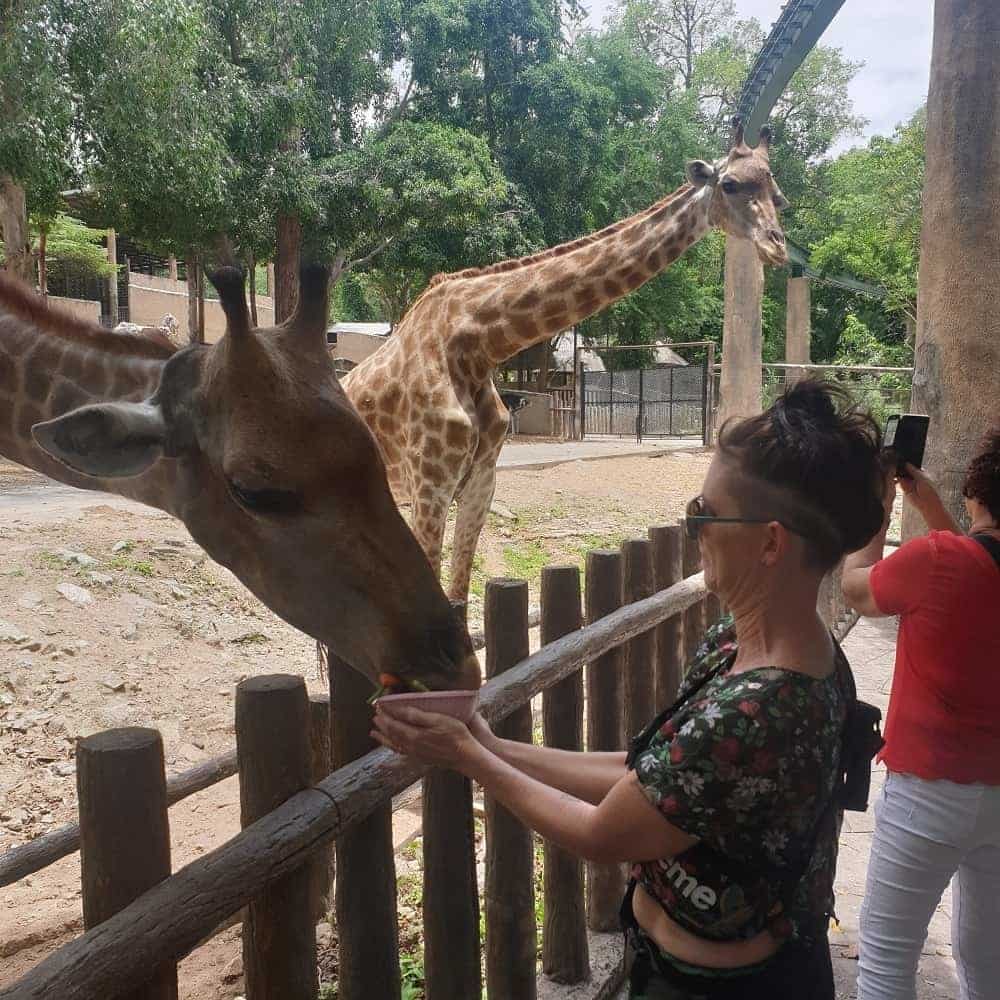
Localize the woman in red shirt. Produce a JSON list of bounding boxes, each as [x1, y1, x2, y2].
[[843, 430, 1000, 1000]]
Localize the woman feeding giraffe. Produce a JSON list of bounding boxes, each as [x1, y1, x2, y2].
[[374, 379, 887, 999]]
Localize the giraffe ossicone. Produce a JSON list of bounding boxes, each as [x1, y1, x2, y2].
[[344, 119, 789, 601], [0, 265, 481, 692]]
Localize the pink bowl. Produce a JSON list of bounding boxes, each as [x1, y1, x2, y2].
[[375, 689, 480, 723]]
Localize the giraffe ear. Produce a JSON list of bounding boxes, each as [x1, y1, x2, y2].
[[686, 160, 718, 188], [32, 402, 167, 478]]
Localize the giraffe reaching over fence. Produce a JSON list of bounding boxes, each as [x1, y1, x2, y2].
[[342, 119, 789, 600], [0, 265, 480, 692]]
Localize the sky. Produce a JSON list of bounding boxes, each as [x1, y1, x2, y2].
[[583, 0, 934, 153]]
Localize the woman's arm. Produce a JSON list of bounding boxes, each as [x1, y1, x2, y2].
[[470, 714, 626, 805], [374, 707, 694, 863], [898, 464, 963, 534]]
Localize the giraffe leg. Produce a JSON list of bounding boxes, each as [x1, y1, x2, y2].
[[410, 489, 454, 577], [448, 459, 499, 603]]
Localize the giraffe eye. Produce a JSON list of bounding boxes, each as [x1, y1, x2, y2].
[[721, 179, 740, 195], [227, 478, 303, 515]]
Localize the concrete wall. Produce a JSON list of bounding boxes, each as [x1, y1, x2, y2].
[[334, 330, 390, 367], [49, 296, 102, 323], [506, 390, 553, 436], [128, 273, 275, 343]]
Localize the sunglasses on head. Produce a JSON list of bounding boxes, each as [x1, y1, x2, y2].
[[684, 495, 782, 541]]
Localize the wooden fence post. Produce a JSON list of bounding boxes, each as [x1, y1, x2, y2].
[[649, 525, 684, 706], [308, 693, 335, 922], [621, 539, 655, 743], [77, 727, 176, 1000], [484, 578, 536, 1000], [540, 565, 589, 984], [423, 603, 481, 1000], [330, 654, 401, 1000], [236, 675, 316, 1000], [681, 525, 706, 666], [584, 550, 625, 931]]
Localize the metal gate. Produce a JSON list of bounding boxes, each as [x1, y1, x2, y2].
[[580, 361, 709, 443]]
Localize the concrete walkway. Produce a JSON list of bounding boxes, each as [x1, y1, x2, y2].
[[831, 616, 959, 1000], [498, 437, 703, 470]]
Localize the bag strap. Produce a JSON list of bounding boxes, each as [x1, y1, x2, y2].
[[973, 532, 1000, 570], [625, 654, 732, 768]]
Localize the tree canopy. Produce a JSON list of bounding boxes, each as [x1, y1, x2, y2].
[[0, 0, 924, 371]]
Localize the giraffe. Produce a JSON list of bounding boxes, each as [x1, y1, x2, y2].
[[0, 264, 481, 691], [343, 120, 789, 600]]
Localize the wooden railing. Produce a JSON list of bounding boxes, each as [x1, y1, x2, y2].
[[549, 386, 577, 439], [1, 526, 857, 1000]]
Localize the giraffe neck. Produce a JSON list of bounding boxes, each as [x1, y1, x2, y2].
[[463, 183, 715, 367], [0, 307, 170, 492]]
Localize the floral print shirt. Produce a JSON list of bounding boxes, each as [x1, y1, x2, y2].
[[631, 616, 848, 944]]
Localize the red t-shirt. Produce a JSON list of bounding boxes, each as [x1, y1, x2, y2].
[[870, 531, 1000, 784]]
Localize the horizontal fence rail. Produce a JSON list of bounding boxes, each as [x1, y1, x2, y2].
[[0, 612, 543, 888], [1, 574, 708, 1000]]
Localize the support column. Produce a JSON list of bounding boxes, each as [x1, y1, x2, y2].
[[106, 229, 119, 328], [785, 273, 811, 386], [718, 236, 764, 428], [266, 262, 275, 298], [168, 255, 178, 281], [905, 0, 1000, 538]]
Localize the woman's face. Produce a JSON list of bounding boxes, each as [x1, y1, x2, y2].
[[696, 455, 770, 600]]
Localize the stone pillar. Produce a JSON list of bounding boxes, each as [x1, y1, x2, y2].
[[168, 255, 178, 281], [718, 236, 764, 429], [106, 229, 119, 327], [266, 262, 275, 297], [905, 0, 1000, 539], [785, 274, 811, 385]]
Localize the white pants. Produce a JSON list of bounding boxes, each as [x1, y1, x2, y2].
[[858, 770, 1000, 1000]]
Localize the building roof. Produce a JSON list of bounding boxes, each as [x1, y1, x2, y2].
[[328, 322, 392, 337]]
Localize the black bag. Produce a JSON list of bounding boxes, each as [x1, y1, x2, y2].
[[973, 532, 1000, 569]]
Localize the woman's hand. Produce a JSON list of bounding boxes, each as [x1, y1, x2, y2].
[[897, 463, 940, 510], [372, 705, 486, 774]]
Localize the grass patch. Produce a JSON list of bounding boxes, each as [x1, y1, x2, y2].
[[502, 541, 548, 584], [37, 552, 64, 570], [108, 555, 155, 577]]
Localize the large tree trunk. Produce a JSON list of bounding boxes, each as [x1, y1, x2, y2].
[[718, 236, 764, 427], [274, 213, 301, 323], [905, 0, 1000, 537], [0, 174, 32, 284]]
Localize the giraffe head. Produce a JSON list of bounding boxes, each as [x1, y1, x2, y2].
[[686, 117, 790, 267], [31, 265, 481, 692]]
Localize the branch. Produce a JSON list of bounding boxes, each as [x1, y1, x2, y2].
[[369, 75, 416, 144], [344, 235, 395, 273]]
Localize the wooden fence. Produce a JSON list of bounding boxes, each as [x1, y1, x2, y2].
[[0, 525, 856, 1000], [550, 386, 577, 439]]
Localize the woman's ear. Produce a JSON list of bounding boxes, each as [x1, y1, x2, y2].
[[760, 521, 786, 568]]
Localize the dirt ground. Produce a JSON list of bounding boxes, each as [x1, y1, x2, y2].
[[0, 446, 711, 997]]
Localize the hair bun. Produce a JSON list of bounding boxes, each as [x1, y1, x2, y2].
[[776, 379, 839, 426]]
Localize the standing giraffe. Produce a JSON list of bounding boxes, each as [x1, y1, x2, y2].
[[0, 265, 480, 691], [343, 121, 789, 600]]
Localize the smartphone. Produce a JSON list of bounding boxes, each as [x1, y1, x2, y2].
[[884, 414, 929, 476]]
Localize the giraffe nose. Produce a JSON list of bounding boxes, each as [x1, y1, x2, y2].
[[768, 229, 785, 246]]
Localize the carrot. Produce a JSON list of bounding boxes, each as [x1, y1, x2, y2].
[[379, 673, 403, 689]]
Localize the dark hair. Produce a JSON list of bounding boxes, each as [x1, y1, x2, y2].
[[963, 428, 1000, 522], [716, 378, 885, 569]]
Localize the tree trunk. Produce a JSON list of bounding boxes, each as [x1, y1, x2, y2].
[[274, 214, 301, 323], [186, 256, 201, 344], [905, 0, 1000, 537], [533, 338, 552, 393], [0, 174, 32, 283]]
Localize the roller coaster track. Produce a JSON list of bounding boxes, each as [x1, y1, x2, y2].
[[734, 0, 885, 300], [735, 0, 849, 145]]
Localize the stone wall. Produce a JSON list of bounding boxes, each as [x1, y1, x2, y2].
[[128, 273, 275, 343], [49, 296, 102, 323]]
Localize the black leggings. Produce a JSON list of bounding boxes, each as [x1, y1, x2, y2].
[[625, 926, 835, 1000]]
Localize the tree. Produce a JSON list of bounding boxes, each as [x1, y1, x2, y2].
[[0, 0, 75, 281], [31, 212, 116, 295], [611, 0, 735, 90]]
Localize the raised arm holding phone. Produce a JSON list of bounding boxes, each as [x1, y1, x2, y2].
[[842, 427, 1000, 1000]]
